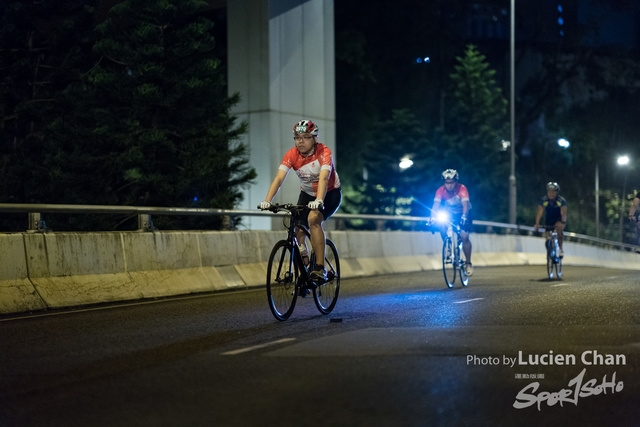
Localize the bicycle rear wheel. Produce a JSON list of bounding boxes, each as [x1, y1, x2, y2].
[[266, 240, 299, 321], [442, 236, 456, 288], [313, 239, 340, 314]]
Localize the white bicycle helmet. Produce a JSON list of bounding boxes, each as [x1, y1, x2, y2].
[[442, 169, 459, 181], [293, 120, 319, 136]]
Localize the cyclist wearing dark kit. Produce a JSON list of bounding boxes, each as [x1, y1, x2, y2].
[[429, 169, 474, 276], [534, 182, 567, 257], [259, 120, 342, 282], [628, 193, 640, 248]]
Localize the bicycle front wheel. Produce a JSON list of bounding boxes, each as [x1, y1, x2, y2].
[[266, 240, 299, 321], [442, 237, 456, 288], [458, 242, 469, 287], [546, 253, 555, 279], [556, 258, 563, 279], [313, 239, 340, 314]]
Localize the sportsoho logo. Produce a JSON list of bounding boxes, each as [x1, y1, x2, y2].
[[467, 350, 627, 411], [511, 350, 626, 411]]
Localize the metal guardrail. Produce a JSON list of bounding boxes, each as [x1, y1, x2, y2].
[[1, 202, 638, 252]]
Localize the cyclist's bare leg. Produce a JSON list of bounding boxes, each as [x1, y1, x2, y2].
[[554, 221, 564, 250], [461, 231, 472, 263], [295, 228, 310, 266], [308, 210, 326, 267]]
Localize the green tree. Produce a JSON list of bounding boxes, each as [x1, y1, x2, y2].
[[344, 109, 435, 229], [48, 0, 255, 230], [442, 44, 509, 222], [0, 1, 97, 229]]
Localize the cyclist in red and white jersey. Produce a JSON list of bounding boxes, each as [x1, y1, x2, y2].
[[429, 169, 474, 276], [259, 120, 342, 282]]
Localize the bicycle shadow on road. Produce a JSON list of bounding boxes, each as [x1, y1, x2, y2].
[[530, 278, 563, 283]]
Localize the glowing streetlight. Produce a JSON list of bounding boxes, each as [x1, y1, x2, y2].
[[557, 138, 570, 148], [617, 155, 630, 166], [399, 157, 413, 169]]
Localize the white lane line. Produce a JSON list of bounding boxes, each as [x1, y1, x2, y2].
[[551, 283, 571, 287], [454, 298, 484, 304], [221, 338, 296, 356]]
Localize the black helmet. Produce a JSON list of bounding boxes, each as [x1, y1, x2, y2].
[[546, 182, 560, 192]]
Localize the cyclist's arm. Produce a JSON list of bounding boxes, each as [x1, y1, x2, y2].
[[264, 169, 289, 202], [315, 169, 330, 202], [430, 201, 440, 216], [559, 205, 567, 230], [462, 200, 470, 217], [534, 205, 544, 228]]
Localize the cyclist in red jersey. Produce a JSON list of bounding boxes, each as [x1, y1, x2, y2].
[[429, 169, 474, 276], [259, 120, 342, 282]]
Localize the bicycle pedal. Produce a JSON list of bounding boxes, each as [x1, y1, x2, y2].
[[298, 287, 311, 297]]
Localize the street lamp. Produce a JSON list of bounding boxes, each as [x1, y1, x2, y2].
[[508, 0, 516, 224], [595, 163, 599, 238], [617, 155, 631, 242]]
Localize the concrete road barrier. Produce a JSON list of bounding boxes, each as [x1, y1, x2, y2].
[[1, 230, 638, 315]]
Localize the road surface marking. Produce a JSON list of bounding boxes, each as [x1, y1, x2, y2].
[[221, 338, 296, 355], [551, 283, 571, 287], [454, 298, 484, 304]]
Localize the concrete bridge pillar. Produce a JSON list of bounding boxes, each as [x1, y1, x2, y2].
[[227, 0, 336, 229]]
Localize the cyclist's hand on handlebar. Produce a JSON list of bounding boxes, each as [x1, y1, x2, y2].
[[259, 201, 271, 210], [307, 199, 323, 210], [534, 224, 540, 233], [460, 216, 468, 227]]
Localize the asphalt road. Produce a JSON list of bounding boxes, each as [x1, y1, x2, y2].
[[1, 265, 639, 427]]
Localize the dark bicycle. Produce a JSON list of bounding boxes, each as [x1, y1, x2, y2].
[[542, 228, 563, 279], [429, 211, 469, 288], [260, 203, 340, 321]]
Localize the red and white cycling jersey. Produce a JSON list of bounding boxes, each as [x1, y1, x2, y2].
[[279, 143, 341, 197], [434, 183, 471, 215]]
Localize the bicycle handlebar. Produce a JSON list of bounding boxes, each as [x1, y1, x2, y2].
[[257, 203, 309, 215], [427, 217, 463, 233]]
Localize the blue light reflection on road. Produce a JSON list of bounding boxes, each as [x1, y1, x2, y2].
[[340, 289, 473, 327]]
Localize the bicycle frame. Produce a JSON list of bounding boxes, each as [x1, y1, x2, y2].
[[276, 205, 313, 290], [431, 212, 469, 288], [262, 203, 341, 320], [543, 229, 563, 280]]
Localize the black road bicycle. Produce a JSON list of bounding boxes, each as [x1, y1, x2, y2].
[[261, 203, 340, 321], [543, 228, 563, 279], [430, 212, 469, 288]]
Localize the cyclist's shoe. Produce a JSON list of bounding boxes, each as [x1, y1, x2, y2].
[[558, 249, 564, 258], [445, 247, 452, 262], [298, 286, 311, 297], [465, 262, 474, 276], [309, 265, 327, 282]]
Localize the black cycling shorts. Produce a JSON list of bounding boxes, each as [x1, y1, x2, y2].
[[450, 210, 473, 233], [295, 188, 342, 228]]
